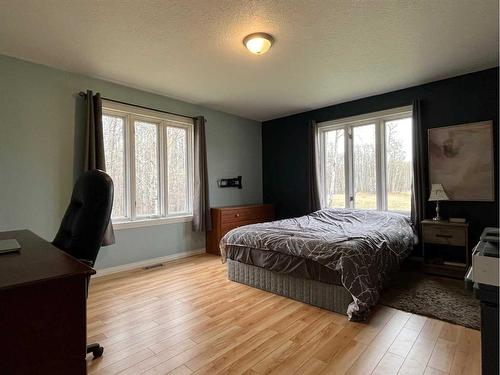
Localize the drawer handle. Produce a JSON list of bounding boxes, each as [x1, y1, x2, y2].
[[235, 214, 240, 217], [435, 234, 453, 238]]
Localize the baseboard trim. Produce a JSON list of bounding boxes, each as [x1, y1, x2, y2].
[[93, 248, 206, 278]]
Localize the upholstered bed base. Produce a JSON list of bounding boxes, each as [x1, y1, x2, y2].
[[227, 259, 352, 315]]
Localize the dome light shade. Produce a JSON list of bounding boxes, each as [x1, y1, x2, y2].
[[243, 33, 274, 55]]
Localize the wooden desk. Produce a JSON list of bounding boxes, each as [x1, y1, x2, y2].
[[0, 230, 95, 374]]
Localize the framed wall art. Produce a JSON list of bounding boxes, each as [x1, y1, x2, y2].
[[428, 120, 494, 201]]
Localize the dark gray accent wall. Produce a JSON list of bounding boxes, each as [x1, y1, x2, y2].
[[263, 68, 499, 248]]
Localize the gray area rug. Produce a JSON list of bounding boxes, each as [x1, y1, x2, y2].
[[379, 270, 480, 330]]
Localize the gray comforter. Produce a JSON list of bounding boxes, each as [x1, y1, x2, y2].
[[220, 208, 415, 320]]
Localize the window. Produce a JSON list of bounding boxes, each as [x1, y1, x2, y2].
[[353, 123, 377, 210], [102, 101, 194, 229], [318, 106, 413, 214], [134, 120, 160, 217]]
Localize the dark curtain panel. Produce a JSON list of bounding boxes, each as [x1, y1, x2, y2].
[[84, 90, 115, 245], [411, 100, 425, 241], [307, 120, 322, 213], [193, 116, 212, 232]]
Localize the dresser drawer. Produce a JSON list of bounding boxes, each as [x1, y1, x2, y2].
[[206, 204, 275, 255], [221, 219, 265, 237], [422, 225, 466, 246], [221, 206, 274, 224]]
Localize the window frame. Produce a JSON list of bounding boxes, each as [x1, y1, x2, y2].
[[102, 100, 194, 230], [318, 106, 413, 214]]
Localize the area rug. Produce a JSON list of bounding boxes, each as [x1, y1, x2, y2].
[[379, 270, 480, 330]]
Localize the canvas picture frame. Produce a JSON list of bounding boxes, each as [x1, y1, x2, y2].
[[428, 121, 494, 202]]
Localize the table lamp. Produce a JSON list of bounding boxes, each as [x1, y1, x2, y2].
[[428, 183, 449, 221]]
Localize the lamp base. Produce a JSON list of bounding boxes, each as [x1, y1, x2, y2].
[[432, 201, 442, 221]]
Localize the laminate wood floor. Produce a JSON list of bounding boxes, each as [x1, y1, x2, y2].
[[86, 254, 481, 375]]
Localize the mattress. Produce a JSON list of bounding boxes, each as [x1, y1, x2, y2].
[[221, 208, 415, 320], [226, 245, 342, 285]]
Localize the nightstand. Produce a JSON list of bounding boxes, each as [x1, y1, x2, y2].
[[421, 219, 469, 278]]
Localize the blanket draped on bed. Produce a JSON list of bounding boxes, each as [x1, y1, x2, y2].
[[220, 208, 414, 320]]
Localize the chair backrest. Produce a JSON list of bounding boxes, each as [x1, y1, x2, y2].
[[53, 170, 113, 266]]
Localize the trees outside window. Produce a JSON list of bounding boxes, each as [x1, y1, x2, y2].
[[103, 115, 126, 219], [102, 101, 193, 226], [319, 107, 412, 213]]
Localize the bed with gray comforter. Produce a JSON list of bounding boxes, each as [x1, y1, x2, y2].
[[220, 208, 415, 321]]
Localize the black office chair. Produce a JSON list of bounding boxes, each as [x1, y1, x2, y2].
[[52, 169, 113, 359]]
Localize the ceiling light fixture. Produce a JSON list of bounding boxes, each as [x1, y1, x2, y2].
[[243, 33, 274, 55]]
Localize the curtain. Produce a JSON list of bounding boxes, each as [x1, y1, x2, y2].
[[192, 116, 212, 232], [307, 120, 322, 213], [84, 90, 116, 246], [411, 100, 425, 240]]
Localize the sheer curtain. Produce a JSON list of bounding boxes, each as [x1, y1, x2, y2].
[[308, 120, 322, 213], [192, 116, 212, 232], [84, 90, 115, 245]]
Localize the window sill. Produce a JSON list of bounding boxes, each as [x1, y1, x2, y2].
[[112, 215, 193, 230]]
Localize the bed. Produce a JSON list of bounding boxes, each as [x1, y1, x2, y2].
[[220, 208, 415, 321]]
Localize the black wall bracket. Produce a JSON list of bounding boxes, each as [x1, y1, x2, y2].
[[218, 176, 242, 189]]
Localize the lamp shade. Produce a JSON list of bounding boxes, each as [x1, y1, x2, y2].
[[429, 184, 449, 201]]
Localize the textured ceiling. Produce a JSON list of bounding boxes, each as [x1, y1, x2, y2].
[[0, 0, 498, 121]]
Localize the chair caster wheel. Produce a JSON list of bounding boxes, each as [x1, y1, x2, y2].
[[92, 346, 104, 359]]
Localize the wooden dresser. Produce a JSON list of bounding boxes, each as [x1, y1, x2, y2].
[[206, 204, 275, 255]]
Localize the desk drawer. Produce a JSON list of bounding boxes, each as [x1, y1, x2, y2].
[[221, 206, 274, 224], [423, 225, 466, 246]]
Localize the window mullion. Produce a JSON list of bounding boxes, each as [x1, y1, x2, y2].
[[123, 113, 130, 220], [346, 125, 353, 208], [376, 119, 385, 211], [324, 131, 330, 209], [164, 125, 170, 216], [158, 123, 165, 217], [129, 115, 137, 221]]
